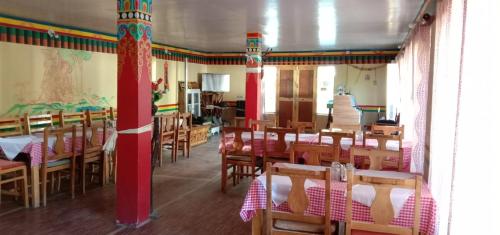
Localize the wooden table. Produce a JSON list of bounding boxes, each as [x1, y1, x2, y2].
[[241, 163, 437, 235], [0, 130, 113, 208]]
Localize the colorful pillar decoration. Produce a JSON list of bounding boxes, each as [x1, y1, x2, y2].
[[245, 32, 263, 127], [116, 0, 153, 226]]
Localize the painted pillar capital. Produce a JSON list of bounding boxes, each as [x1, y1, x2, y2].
[[246, 32, 262, 73]]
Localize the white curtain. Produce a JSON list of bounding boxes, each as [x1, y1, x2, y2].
[[428, 0, 500, 234], [447, 0, 500, 234], [393, 22, 432, 173], [428, 0, 464, 233]]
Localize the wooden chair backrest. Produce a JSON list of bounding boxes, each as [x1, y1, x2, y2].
[[82, 120, 107, 155], [59, 110, 86, 127], [109, 107, 118, 121], [266, 162, 332, 235], [263, 127, 298, 160], [329, 123, 361, 132], [287, 120, 315, 133], [178, 112, 192, 132], [221, 127, 254, 157], [290, 143, 334, 166], [363, 127, 403, 151], [0, 117, 24, 137], [24, 113, 54, 135], [346, 169, 422, 235], [85, 109, 108, 127], [319, 130, 355, 163], [249, 119, 276, 131], [350, 147, 403, 171], [160, 113, 177, 141], [42, 126, 76, 164], [371, 124, 404, 136]]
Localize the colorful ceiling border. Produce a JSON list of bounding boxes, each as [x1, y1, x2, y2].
[[0, 15, 397, 65]]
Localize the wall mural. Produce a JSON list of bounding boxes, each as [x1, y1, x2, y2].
[[2, 48, 114, 117]]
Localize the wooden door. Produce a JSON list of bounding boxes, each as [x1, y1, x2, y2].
[[277, 66, 316, 127]]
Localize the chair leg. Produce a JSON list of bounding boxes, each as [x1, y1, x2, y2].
[[159, 143, 164, 166], [100, 154, 106, 187], [183, 140, 187, 157], [71, 158, 76, 199], [252, 165, 256, 179], [50, 172, 55, 194], [186, 136, 191, 158], [81, 160, 86, 195], [113, 151, 117, 184], [57, 172, 61, 192], [41, 169, 47, 207], [171, 143, 175, 163], [221, 157, 227, 193], [22, 168, 29, 208]]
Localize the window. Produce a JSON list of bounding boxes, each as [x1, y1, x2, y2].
[[316, 66, 335, 114], [262, 66, 277, 113], [386, 63, 400, 120]]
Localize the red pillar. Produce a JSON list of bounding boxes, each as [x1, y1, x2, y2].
[[245, 32, 263, 127], [116, 0, 152, 226]]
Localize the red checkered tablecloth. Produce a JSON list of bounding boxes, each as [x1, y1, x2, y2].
[[240, 175, 436, 234], [220, 131, 413, 172], [0, 131, 109, 167]]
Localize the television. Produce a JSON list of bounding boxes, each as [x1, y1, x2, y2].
[[201, 73, 230, 92]]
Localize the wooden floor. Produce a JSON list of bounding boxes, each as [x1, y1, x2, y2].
[[0, 136, 252, 234]]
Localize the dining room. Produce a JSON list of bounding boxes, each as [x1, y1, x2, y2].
[[0, 0, 499, 234]]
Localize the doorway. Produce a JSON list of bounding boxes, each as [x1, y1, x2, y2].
[[276, 66, 317, 127]]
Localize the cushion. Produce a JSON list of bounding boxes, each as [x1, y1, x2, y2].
[[47, 159, 71, 167], [274, 220, 336, 234], [0, 159, 24, 170]]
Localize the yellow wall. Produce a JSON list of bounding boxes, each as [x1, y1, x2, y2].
[[0, 42, 116, 116], [207, 65, 247, 101], [0, 41, 386, 117], [334, 64, 387, 105], [153, 59, 208, 107]]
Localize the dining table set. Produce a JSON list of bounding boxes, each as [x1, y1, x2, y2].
[[0, 109, 117, 208], [219, 122, 437, 234]]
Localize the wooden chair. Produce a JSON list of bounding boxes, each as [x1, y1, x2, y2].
[[371, 124, 404, 137], [23, 113, 54, 135], [176, 112, 192, 159], [363, 125, 404, 152], [108, 107, 118, 121], [0, 117, 24, 137], [41, 126, 77, 207], [319, 129, 356, 164], [346, 168, 422, 235], [287, 120, 315, 133], [249, 119, 276, 131], [220, 127, 259, 192], [0, 159, 29, 208], [290, 143, 334, 166], [349, 147, 403, 171], [263, 127, 298, 170], [81, 120, 107, 194], [85, 109, 108, 127], [159, 113, 178, 165], [58, 110, 86, 127], [266, 162, 334, 235], [330, 122, 362, 132]]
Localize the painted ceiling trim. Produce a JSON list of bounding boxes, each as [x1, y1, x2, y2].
[[0, 15, 398, 65]]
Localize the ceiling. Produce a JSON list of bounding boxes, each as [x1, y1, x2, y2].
[[0, 0, 423, 52]]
